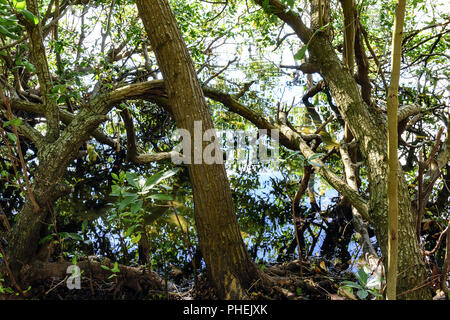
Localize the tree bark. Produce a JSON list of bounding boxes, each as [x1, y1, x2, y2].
[[135, 0, 266, 299]]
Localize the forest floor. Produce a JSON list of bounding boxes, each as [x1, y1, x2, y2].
[[0, 258, 360, 300]]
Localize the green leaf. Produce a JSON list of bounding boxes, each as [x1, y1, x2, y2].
[[308, 153, 325, 160], [284, 150, 300, 160], [81, 220, 88, 233], [131, 233, 141, 244], [357, 268, 369, 286], [100, 265, 111, 271], [356, 289, 368, 300], [58, 232, 80, 241], [294, 45, 308, 60], [39, 234, 55, 244], [368, 289, 383, 298], [118, 194, 139, 211], [149, 194, 173, 201], [3, 118, 22, 128], [0, 24, 19, 40], [165, 212, 189, 230], [126, 172, 139, 188], [111, 262, 120, 273], [130, 199, 143, 214], [341, 281, 362, 289], [125, 225, 137, 237], [20, 9, 38, 25], [13, 0, 26, 10], [6, 132, 17, 143], [145, 168, 180, 189], [15, 59, 36, 73], [0, 16, 18, 26], [307, 160, 323, 167], [110, 184, 122, 196]]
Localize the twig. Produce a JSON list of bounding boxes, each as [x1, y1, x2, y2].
[[423, 223, 449, 256], [314, 115, 334, 134], [416, 127, 445, 238], [0, 83, 39, 213], [0, 204, 11, 231], [44, 275, 68, 295], [202, 57, 237, 86]]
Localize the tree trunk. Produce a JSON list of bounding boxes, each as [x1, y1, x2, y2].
[[135, 0, 265, 299], [7, 109, 108, 276], [254, 0, 431, 299], [386, 0, 407, 300], [310, 35, 430, 302]]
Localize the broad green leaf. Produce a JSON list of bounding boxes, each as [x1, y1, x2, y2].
[[13, 0, 26, 10], [81, 220, 88, 233], [145, 168, 180, 189], [357, 268, 369, 286], [125, 225, 137, 237], [3, 118, 22, 127], [65, 232, 83, 241], [149, 194, 173, 201], [110, 184, 122, 196], [20, 9, 38, 25], [0, 25, 19, 40], [341, 281, 362, 289], [0, 16, 18, 26], [22, 60, 35, 72], [39, 233, 55, 244], [130, 199, 143, 214], [111, 262, 120, 273], [118, 194, 139, 211], [15, 59, 36, 73], [131, 233, 141, 244], [356, 289, 368, 300], [307, 160, 323, 167], [294, 45, 308, 60], [308, 153, 325, 160], [126, 172, 139, 188], [284, 150, 300, 160]]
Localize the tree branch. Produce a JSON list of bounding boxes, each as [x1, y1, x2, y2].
[[23, 0, 59, 142]]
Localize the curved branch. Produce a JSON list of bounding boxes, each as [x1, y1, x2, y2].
[[23, 0, 59, 142], [279, 123, 370, 221], [120, 107, 179, 164]]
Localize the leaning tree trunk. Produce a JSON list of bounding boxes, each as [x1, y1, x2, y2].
[[7, 108, 109, 276], [135, 0, 265, 299]]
